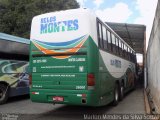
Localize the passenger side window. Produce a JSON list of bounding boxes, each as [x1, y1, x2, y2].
[[121, 42, 124, 57], [98, 23, 103, 48], [133, 52, 136, 63], [119, 40, 122, 56], [111, 33, 116, 54], [126, 46, 128, 59], [131, 50, 134, 62], [127, 47, 130, 60], [107, 31, 111, 51], [115, 38, 119, 55], [124, 44, 127, 58], [102, 26, 107, 50]]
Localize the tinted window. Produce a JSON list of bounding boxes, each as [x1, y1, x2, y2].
[[98, 22, 103, 48], [107, 31, 111, 43], [119, 40, 122, 48], [102, 26, 108, 50], [111, 34, 115, 44], [124, 44, 127, 51], [98, 23, 102, 39], [122, 42, 124, 50], [116, 38, 119, 47], [102, 26, 107, 41], [115, 38, 119, 55]]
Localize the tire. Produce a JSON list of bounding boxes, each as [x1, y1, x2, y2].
[[0, 84, 9, 105], [119, 83, 124, 101], [112, 84, 119, 106]]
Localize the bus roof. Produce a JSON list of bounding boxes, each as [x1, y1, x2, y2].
[[0, 32, 30, 56], [31, 8, 135, 52], [0, 32, 30, 44]]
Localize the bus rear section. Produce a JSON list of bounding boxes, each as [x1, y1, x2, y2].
[[30, 9, 99, 106]]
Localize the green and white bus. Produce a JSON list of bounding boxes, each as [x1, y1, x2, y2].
[[30, 9, 137, 106], [0, 33, 30, 104]]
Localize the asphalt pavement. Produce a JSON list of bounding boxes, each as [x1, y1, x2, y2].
[[0, 88, 145, 120]]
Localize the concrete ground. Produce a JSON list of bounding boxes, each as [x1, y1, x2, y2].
[[0, 88, 145, 120]]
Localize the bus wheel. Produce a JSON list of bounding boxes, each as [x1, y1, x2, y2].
[[0, 84, 9, 105], [119, 83, 124, 101], [112, 84, 119, 106]]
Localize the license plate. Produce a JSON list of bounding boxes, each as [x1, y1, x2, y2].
[[53, 96, 64, 102]]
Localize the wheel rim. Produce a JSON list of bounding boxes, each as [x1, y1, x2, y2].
[[115, 88, 118, 101], [121, 86, 124, 97]]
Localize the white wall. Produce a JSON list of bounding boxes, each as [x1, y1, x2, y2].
[[147, 0, 160, 112]]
